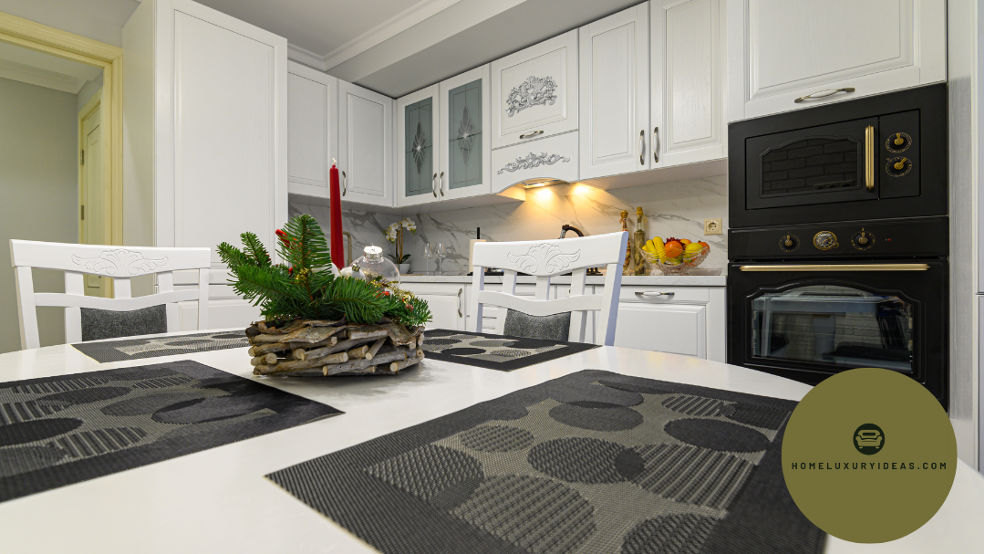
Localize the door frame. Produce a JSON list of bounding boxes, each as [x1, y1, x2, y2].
[[0, 11, 124, 245]]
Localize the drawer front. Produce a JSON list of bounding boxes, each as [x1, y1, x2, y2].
[[491, 131, 578, 192], [615, 302, 707, 358], [491, 30, 578, 149], [619, 285, 711, 305]]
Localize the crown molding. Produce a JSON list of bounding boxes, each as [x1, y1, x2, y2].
[[287, 42, 328, 72], [321, 0, 461, 71]]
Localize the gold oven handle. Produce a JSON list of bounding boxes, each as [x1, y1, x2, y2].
[[739, 263, 929, 272], [864, 124, 875, 191]]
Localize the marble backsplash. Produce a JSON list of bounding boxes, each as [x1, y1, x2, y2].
[[289, 174, 728, 275]]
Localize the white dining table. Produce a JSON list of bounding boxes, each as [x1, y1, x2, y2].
[[0, 331, 981, 553]]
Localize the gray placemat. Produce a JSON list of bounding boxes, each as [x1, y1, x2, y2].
[[422, 329, 599, 371], [0, 360, 340, 503], [267, 370, 824, 554], [72, 330, 249, 362]]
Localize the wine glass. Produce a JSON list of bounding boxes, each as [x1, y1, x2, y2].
[[435, 242, 447, 275], [423, 243, 434, 275]]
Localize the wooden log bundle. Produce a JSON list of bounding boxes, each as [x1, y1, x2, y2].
[[245, 319, 425, 377]]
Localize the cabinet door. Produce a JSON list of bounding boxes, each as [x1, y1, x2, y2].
[[490, 30, 578, 149], [440, 65, 492, 200], [161, 3, 287, 283], [338, 81, 393, 206], [397, 85, 440, 206], [615, 302, 708, 358], [579, 4, 650, 179], [287, 62, 337, 199], [728, 0, 946, 120], [403, 283, 466, 330], [652, 0, 726, 167]]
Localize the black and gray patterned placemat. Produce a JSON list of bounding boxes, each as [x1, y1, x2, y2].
[[0, 360, 340, 503], [72, 330, 249, 362], [267, 370, 823, 553], [422, 329, 599, 371]]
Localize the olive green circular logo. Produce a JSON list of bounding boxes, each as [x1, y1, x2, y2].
[[853, 423, 885, 455], [782, 368, 956, 543]]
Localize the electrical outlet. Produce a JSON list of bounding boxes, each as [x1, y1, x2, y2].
[[704, 218, 723, 235]]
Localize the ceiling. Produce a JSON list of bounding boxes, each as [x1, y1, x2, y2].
[[0, 0, 140, 46], [195, 0, 640, 97], [0, 40, 102, 94]]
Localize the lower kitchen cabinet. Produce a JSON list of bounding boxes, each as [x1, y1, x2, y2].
[[614, 285, 725, 361], [402, 282, 466, 330]]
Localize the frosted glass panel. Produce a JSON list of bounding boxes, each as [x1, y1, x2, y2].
[[405, 97, 433, 196], [448, 79, 482, 189]]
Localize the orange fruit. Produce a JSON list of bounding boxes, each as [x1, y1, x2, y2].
[[680, 239, 691, 245], [664, 241, 684, 259], [698, 241, 709, 249]]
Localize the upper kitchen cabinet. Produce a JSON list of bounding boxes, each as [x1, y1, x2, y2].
[[287, 62, 337, 199], [338, 81, 394, 207], [727, 0, 946, 120], [397, 85, 439, 206], [652, 0, 727, 167], [490, 30, 578, 149], [579, 4, 650, 180], [439, 65, 492, 201]]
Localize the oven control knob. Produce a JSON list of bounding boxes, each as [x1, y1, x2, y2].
[[779, 234, 799, 251], [813, 231, 839, 251], [886, 156, 912, 177], [885, 131, 912, 153], [852, 230, 875, 250]]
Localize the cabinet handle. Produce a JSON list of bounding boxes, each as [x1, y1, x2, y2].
[[519, 130, 543, 140], [457, 288, 463, 317], [635, 290, 675, 301], [341, 171, 347, 195], [439, 171, 445, 196], [432, 173, 438, 198], [652, 127, 660, 164], [864, 124, 875, 191], [639, 130, 645, 165], [794, 87, 856, 104]]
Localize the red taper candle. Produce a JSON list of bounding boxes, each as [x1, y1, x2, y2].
[[328, 162, 344, 269]]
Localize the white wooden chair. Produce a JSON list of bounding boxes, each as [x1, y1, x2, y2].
[[10, 240, 211, 349], [469, 232, 628, 346]]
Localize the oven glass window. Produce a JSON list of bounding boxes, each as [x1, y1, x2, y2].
[[750, 285, 913, 373]]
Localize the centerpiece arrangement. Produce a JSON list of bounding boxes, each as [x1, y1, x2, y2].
[[218, 214, 431, 377]]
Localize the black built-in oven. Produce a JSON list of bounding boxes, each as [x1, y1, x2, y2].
[[729, 84, 947, 228]]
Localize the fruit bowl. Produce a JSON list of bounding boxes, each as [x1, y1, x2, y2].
[[641, 237, 710, 275]]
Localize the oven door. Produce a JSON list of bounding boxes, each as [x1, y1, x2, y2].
[[727, 261, 947, 408]]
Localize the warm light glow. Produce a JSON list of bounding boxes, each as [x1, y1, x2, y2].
[[571, 183, 595, 197], [533, 188, 555, 203]]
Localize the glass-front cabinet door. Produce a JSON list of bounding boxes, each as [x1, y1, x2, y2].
[[440, 65, 491, 200], [397, 85, 439, 206]]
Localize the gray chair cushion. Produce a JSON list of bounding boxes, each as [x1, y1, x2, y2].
[[80, 305, 168, 342], [502, 309, 571, 342]]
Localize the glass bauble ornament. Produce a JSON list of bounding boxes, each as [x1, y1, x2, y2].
[[350, 245, 400, 283]]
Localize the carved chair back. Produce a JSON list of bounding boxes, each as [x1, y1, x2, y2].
[[469, 232, 628, 345], [9, 240, 211, 349]]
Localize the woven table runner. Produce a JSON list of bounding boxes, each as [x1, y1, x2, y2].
[[422, 329, 599, 371], [72, 330, 249, 362], [267, 369, 823, 553], [0, 360, 339, 502]]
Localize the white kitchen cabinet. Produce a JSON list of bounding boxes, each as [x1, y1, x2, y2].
[[338, 81, 394, 206], [579, 4, 650, 179], [491, 131, 579, 192], [490, 30, 578, 149], [122, 0, 285, 329], [727, 0, 946, 120], [652, 0, 727, 166], [397, 85, 440, 206], [613, 285, 725, 361], [402, 282, 466, 330], [287, 62, 337, 199]]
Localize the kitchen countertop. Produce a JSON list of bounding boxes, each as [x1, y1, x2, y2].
[[401, 270, 727, 287]]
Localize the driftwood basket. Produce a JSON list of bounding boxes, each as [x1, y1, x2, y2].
[[245, 319, 425, 377]]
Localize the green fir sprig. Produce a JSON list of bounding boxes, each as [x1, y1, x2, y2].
[[217, 214, 431, 327]]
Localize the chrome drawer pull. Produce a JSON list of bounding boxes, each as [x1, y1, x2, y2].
[[519, 130, 544, 140], [652, 127, 660, 163], [635, 291, 676, 299], [639, 130, 645, 165], [794, 87, 856, 103]]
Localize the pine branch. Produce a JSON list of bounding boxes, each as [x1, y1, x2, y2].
[[240, 232, 272, 267]]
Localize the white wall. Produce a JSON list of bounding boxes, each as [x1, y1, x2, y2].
[[0, 77, 79, 352]]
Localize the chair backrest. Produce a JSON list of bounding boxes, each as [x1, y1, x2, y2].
[[9, 240, 211, 349], [469, 231, 628, 346]]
